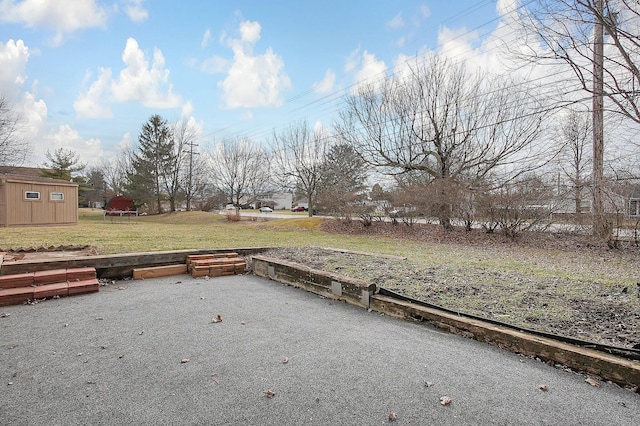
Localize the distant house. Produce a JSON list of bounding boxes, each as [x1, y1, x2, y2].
[[0, 168, 78, 227], [256, 192, 293, 210], [629, 188, 640, 218], [293, 198, 309, 209]]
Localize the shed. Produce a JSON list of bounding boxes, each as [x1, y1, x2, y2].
[[0, 173, 79, 227]]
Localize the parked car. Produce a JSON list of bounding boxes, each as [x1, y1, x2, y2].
[[259, 206, 273, 213], [291, 206, 306, 212]]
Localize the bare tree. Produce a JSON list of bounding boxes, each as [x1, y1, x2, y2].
[[555, 108, 592, 218], [272, 121, 330, 217], [174, 119, 204, 211], [335, 55, 547, 230], [0, 94, 29, 166], [101, 147, 134, 197], [508, 0, 640, 122], [207, 137, 267, 208], [505, 0, 640, 238]]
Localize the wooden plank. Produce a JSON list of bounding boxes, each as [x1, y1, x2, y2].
[[34, 269, 67, 285], [0, 272, 35, 289], [190, 258, 242, 268], [68, 279, 99, 295], [33, 282, 69, 299], [0, 286, 34, 306], [133, 264, 187, 280], [0, 248, 269, 279]]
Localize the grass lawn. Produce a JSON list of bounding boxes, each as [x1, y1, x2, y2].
[[0, 209, 399, 255], [0, 209, 634, 287]]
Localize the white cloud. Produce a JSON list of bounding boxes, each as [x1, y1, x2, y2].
[[0, 38, 48, 156], [18, 91, 47, 140], [201, 28, 211, 48], [217, 20, 291, 109], [0, 0, 107, 45], [117, 132, 134, 151], [0, 39, 29, 99], [312, 69, 336, 94], [346, 48, 387, 92], [420, 4, 431, 19], [44, 124, 103, 167], [496, 0, 519, 18], [238, 20, 261, 45], [74, 37, 182, 117], [200, 55, 230, 74], [437, 26, 478, 62], [74, 68, 113, 119], [124, 0, 148, 23], [112, 38, 182, 108], [387, 13, 404, 30]]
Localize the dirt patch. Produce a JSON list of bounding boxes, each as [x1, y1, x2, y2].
[[264, 221, 640, 349]]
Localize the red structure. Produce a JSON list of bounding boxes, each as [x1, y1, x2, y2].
[[104, 196, 137, 218]]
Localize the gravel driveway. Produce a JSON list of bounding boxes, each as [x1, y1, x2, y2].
[[1, 274, 638, 425]]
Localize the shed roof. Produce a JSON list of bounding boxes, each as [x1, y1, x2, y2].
[[0, 172, 78, 186]]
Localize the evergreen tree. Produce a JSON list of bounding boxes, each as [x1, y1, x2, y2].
[[316, 143, 368, 215], [40, 148, 85, 181], [126, 115, 173, 213]]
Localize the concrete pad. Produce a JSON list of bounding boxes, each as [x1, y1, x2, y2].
[[0, 275, 638, 425]]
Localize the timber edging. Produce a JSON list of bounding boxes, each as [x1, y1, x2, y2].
[[0, 248, 271, 279], [251, 255, 640, 391], [252, 255, 376, 309]]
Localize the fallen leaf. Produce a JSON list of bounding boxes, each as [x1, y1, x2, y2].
[[440, 396, 452, 406], [212, 314, 222, 323], [539, 384, 548, 391], [181, 358, 190, 364], [282, 357, 289, 364], [388, 412, 398, 421], [263, 389, 276, 398], [585, 377, 601, 387]]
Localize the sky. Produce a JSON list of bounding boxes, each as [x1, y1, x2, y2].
[[0, 0, 526, 168]]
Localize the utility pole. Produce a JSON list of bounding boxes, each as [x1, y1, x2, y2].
[[592, 0, 606, 238], [184, 139, 199, 211]]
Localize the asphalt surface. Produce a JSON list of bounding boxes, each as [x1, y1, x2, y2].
[[1, 274, 638, 425]]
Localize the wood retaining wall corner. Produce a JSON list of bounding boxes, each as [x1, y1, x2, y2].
[[251, 255, 376, 309]]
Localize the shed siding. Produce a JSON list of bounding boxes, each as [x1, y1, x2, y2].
[[0, 176, 78, 227], [0, 179, 7, 226]]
